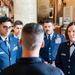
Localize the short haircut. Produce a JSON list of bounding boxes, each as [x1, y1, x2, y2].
[[0, 16, 12, 24], [21, 23, 44, 50], [65, 22, 75, 40], [14, 20, 23, 27], [44, 19, 54, 25]]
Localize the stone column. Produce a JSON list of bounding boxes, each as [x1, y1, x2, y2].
[[14, 0, 37, 24]]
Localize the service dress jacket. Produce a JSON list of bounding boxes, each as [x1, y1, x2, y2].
[[55, 41, 75, 75], [40, 32, 65, 63], [0, 36, 19, 71]]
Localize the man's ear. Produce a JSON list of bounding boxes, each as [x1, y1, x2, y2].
[[19, 39, 22, 46], [41, 40, 44, 48], [53, 25, 55, 30]]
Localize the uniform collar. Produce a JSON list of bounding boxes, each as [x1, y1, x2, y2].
[[70, 41, 75, 46], [46, 31, 54, 40], [0, 36, 9, 41], [13, 34, 20, 40], [50, 31, 54, 38], [18, 57, 42, 64]]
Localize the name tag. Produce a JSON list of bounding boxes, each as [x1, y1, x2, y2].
[[61, 53, 66, 56], [13, 46, 18, 51], [0, 52, 4, 54]]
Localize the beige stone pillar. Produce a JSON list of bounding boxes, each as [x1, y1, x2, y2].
[[14, 0, 37, 24]]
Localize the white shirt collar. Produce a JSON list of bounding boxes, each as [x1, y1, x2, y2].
[[0, 36, 8, 41], [13, 34, 20, 39], [46, 31, 54, 40], [70, 41, 75, 45], [50, 31, 54, 39]]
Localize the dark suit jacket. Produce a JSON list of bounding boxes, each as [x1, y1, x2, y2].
[[1, 57, 64, 75], [0, 36, 18, 71], [40, 32, 65, 63], [55, 41, 75, 75]]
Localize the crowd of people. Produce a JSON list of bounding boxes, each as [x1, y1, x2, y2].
[[0, 16, 75, 75]]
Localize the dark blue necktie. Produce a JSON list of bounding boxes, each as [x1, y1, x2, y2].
[[5, 39, 10, 52], [5, 39, 11, 65], [47, 35, 51, 46], [48, 35, 50, 40], [70, 43, 75, 46]]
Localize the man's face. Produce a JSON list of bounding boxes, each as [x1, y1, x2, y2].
[[0, 22, 12, 38], [13, 25, 23, 37], [44, 22, 54, 34], [68, 25, 75, 42]]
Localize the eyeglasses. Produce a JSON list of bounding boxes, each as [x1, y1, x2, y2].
[[3, 26, 12, 30]]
